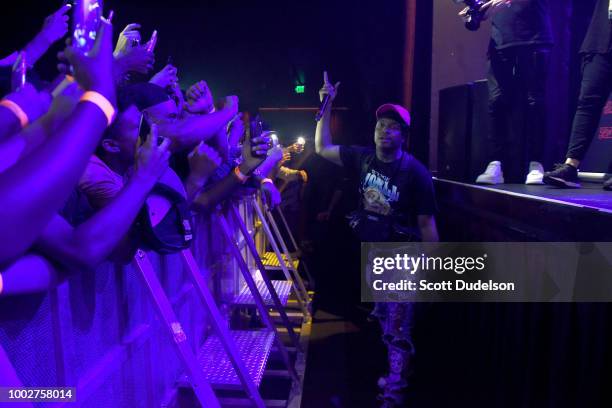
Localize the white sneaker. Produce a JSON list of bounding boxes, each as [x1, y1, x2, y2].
[[525, 161, 544, 185], [476, 161, 504, 184]]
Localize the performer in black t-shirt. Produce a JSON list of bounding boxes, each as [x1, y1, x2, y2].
[[315, 71, 438, 408], [543, 0, 612, 191], [459, 0, 553, 185]]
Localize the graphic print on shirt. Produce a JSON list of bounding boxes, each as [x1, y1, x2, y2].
[[361, 168, 400, 216]]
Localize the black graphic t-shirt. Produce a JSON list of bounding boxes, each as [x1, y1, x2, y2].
[[339, 146, 437, 235]]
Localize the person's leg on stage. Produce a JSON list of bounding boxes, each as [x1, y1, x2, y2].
[[476, 47, 514, 185], [544, 53, 612, 188], [521, 46, 551, 185]]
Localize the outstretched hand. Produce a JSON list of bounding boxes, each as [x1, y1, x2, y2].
[[133, 124, 171, 184], [186, 80, 215, 114], [63, 14, 116, 102], [188, 141, 222, 183], [149, 64, 178, 89], [114, 45, 155, 79], [40, 4, 71, 45], [114, 24, 142, 56], [240, 131, 271, 175], [319, 71, 340, 103]]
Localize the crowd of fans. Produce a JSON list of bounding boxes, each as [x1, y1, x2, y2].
[[0, 5, 307, 294]]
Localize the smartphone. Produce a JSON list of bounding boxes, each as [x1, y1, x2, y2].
[[72, 0, 104, 54], [138, 113, 166, 146], [11, 52, 27, 92], [269, 132, 279, 148], [250, 115, 268, 158], [146, 30, 158, 53], [138, 113, 151, 144]]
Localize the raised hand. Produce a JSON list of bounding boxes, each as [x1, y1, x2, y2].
[[40, 4, 71, 45], [3, 83, 52, 124], [149, 64, 178, 89], [133, 124, 171, 184], [240, 130, 271, 175], [167, 81, 185, 114], [188, 141, 222, 183], [114, 45, 154, 75], [114, 24, 142, 57], [227, 113, 245, 148], [185, 80, 215, 114], [64, 14, 116, 102], [319, 71, 341, 103], [280, 149, 292, 164]]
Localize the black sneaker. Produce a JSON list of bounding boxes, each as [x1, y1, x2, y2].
[[604, 177, 612, 191], [543, 163, 581, 188]]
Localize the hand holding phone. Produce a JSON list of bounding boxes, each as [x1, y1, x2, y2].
[[72, 0, 104, 54]]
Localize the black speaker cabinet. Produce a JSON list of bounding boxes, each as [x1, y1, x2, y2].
[[438, 80, 489, 182]]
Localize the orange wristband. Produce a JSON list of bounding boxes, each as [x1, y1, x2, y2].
[[260, 177, 273, 186], [79, 91, 116, 126], [233, 166, 249, 184], [0, 99, 28, 128]]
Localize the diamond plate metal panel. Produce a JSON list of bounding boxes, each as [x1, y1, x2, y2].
[[197, 330, 275, 388], [232, 280, 292, 307], [261, 252, 299, 269]]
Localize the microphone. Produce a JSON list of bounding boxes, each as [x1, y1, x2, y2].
[[315, 94, 331, 121]]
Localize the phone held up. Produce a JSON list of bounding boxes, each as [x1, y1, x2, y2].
[[71, 0, 104, 54]]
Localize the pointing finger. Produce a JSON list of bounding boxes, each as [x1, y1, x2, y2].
[[54, 4, 72, 16]]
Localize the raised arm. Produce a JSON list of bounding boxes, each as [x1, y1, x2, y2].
[[162, 96, 238, 152], [191, 131, 271, 212], [0, 83, 52, 142], [23, 5, 71, 67], [0, 17, 116, 266], [315, 71, 343, 166], [0, 79, 82, 173]]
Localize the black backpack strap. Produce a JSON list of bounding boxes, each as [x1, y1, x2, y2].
[[360, 153, 376, 185]]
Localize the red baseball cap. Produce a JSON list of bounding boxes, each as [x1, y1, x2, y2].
[[376, 104, 411, 127]]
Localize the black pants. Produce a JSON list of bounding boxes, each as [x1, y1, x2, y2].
[[566, 53, 612, 161], [487, 45, 550, 167]]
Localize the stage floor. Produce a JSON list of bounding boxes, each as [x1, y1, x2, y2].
[[434, 178, 612, 241], [437, 179, 612, 213]]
